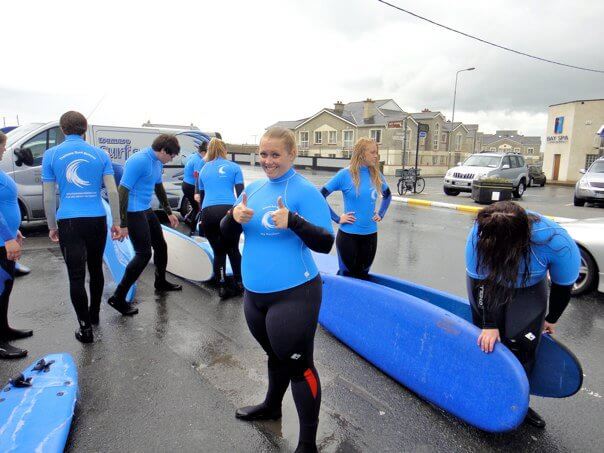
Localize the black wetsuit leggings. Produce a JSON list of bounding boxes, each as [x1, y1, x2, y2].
[[0, 247, 16, 335], [244, 275, 322, 447], [467, 277, 548, 375], [336, 229, 378, 279], [57, 216, 107, 326], [200, 204, 241, 282], [115, 209, 167, 300], [181, 182, 199, 229]]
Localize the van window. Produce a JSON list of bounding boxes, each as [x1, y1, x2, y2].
[[20, 127, 65, 166], [502, 156, 512, 168]]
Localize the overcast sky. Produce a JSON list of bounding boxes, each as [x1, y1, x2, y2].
[[1, 0, 603, 144]]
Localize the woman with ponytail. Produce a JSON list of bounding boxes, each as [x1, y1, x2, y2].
[[465, 201, 580, 428], [320, 137, 391, 279]]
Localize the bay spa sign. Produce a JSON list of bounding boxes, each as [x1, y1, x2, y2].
[[547, 116, 569, 143]]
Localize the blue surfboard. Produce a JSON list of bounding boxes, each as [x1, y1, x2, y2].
[[102, 200, 136, 302], [0, 353, 78, 452], [313, 252, 583, 398], [320, 273, 529, 432]]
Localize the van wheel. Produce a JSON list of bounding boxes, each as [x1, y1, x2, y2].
[[572, 247, 597, 296], [573, 196, 585, 207], [513, 180, 526, 198]]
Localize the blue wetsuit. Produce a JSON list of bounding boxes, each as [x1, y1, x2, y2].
[[465, 213, 580, 373], [197, 157, 244, 209], [321, 166, 392, 278], [120, 147, 163, 212], [183, 153, 205, 185], [0, 171, 20, 248], [221, 167, 334, 451], [181, 153, 205, 231], [41, 135, 114, 327]]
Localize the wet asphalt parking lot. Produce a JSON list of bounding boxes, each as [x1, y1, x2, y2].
[[1, 167, 603, 452]]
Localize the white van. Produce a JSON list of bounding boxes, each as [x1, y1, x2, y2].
[[1, 122, 219, 222]]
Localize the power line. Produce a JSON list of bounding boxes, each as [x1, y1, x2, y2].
[[377, 0, 604, 74]]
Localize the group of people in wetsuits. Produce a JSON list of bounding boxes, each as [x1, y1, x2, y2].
[[0, 111, 580, 450]]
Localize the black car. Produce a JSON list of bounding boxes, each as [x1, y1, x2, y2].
[[527, 165, 546, 187]]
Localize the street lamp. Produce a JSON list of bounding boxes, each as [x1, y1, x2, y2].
[[448, 67, 476, 167]]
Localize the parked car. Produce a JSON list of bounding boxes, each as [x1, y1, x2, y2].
[[527, 165, 546, 187], [561, 217, 604, 295], [443, 152, 529, 198], [574, 157, 604, 206]]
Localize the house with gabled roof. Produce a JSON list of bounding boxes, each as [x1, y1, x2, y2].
[[479, 130, 542, 164]]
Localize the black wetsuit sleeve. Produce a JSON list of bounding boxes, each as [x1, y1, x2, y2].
[[320, 187, 340, 224], [220, 209, 243, 239], [288, 211, 334, 254], [198, 190, 205, 208], [545, 283, 573, 323], [118, 185, 130, 228], [154, 183, 173, 216], [235, 183, 244, 198]]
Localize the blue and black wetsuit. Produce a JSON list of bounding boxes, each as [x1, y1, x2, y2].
[[0, 168, 29, 357], [42, 135, 114, 327], [221, 167, 334, 452], [182, 152, 205, 230], [197, 157, 243, 284], [321, 166, 391, 279], [114, 147, 169, 300], [465, 213, 580, 373]]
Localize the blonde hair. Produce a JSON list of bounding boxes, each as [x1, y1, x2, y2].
[[206, 138, 227, 161], [261, 127, 297, 157], [349, 137, 382, 195]]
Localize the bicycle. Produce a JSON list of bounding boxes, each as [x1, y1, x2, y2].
[[396, 168, 425, 195]]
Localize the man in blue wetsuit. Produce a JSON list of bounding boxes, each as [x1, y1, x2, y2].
[[108, 134, 182, 314], [0, 131, 32, 358], [42, 111, 122, 343], [182, 140, 207, 233]]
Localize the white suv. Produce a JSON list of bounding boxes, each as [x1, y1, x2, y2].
[[443, 153, 529, 199]]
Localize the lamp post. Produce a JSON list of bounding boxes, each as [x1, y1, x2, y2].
[[447, 67, 475, 167]]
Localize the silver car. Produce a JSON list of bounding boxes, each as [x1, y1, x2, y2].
[[574, 157, 604, 206], [561, 217, 604, 295]]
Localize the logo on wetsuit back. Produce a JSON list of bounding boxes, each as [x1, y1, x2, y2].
[[370, 189, 378, 201], [66, 159, 91, 188], [218, 165, 227, 176]]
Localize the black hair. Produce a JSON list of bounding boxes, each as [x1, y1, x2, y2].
[[152, 134, 180, 155], [60, 111, 88, 136]]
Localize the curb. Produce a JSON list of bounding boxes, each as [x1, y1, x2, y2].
[[391, 195, 575, 223]]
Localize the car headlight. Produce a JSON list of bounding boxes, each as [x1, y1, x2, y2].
[[579, 178, 590, 189], [445, 170, 453, 178]]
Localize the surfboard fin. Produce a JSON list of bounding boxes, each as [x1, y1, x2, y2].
[[9, 373, 32, 388], [33, 358, 55, 373]]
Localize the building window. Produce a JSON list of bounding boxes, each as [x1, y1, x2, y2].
[[342, 149, 352, 158], [514, 147, 521, 153], [455, 134, 462, 151], [299, 131, 309, 149], [441, 133, 446, 143], [328, 131, 337, 144], [490, 147, 496, 152], [314, 131, 322, 144], [343, 130, 354, 148], [527, 147, 534, 154], [586, 154, 598, 169], [370, 129, 382, 143], [433, 137, 439, 150]]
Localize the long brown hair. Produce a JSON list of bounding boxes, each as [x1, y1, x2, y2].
[[475, 201, 536, 308], [206, 138, 227, 161], [349, 137, 382, 195]]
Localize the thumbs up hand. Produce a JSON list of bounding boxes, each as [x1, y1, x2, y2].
[[271, 196, 289, 229], [233, 193, 255, 224]]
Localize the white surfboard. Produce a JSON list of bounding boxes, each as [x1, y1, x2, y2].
[[161, 226, 214, 281]]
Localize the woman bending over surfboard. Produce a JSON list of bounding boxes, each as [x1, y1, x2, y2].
[[320, 137, 391, 279], [221, 127, 334, 453], [465, 201, 580, 428]]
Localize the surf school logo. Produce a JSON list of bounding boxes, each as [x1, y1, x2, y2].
[[66, 159, 91, 188], [218, 165, 227, 176], [261, 210, 277, 229], [370, 189, 378, 201], [260, 206, 280, 236]]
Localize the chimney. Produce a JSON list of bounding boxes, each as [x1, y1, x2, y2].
[[334, 101, 344, 115], [363, 98, 375, 123]]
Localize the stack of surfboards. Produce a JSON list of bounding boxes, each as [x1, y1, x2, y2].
[[312, 252, 582, 432]]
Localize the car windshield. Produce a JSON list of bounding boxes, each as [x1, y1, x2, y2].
[[5, 123, 44, 147], [588, 161, 604, 173], [462, 155, 501, 168]]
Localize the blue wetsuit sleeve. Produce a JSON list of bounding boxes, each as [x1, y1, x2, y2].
[[320, 187, 341, 224], [120, 157, 141, 190], [102, 152, 114, 176], [548, 232, 581, 286], [288, 183, 334, 253], [0, 211, 14, 242], [323, 170, 342, 193], [197, 169, 205, 191], [234, 165, 244, 185], [41, 151, 55, 182], [377, 184, 392, 219], [465, 224, 481, 279]]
